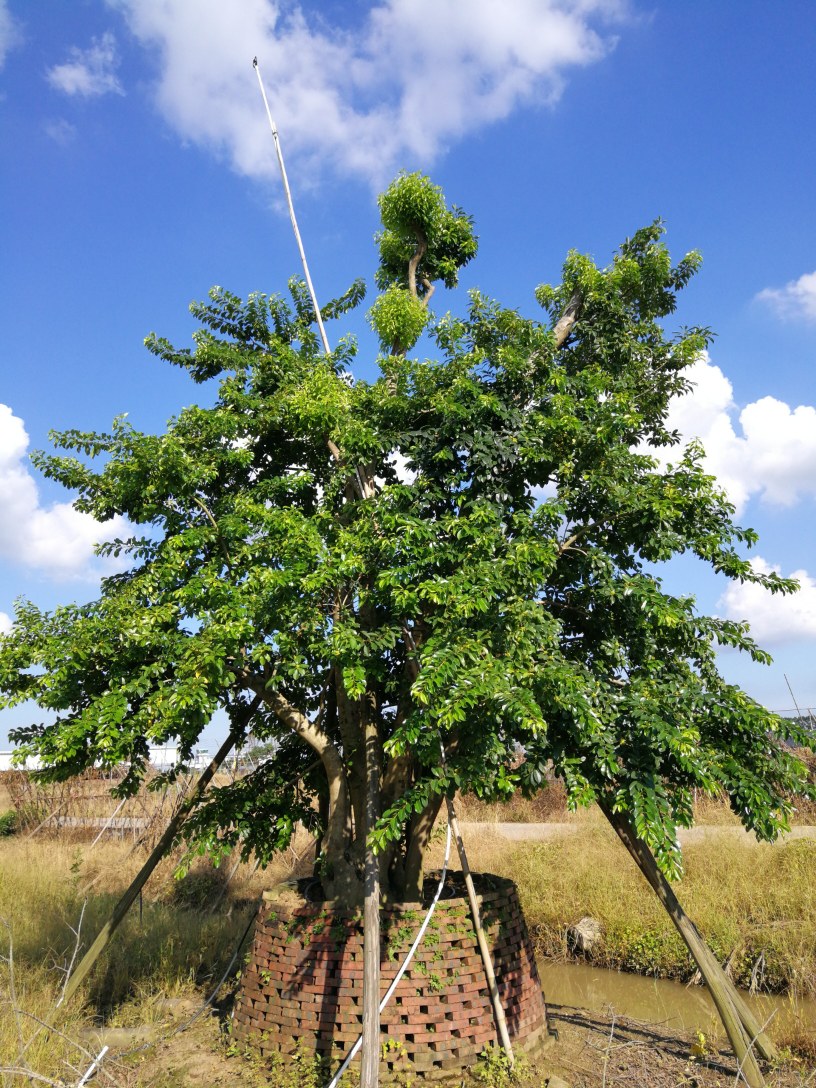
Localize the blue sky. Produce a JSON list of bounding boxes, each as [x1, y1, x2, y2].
[[1, 1, 816, 748]]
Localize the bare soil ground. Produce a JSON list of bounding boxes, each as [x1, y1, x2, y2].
[[543, 1004, 815, 1088], [80, 991, 816, 1088]]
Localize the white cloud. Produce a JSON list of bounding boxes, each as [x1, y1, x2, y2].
[[0, 611, 11, 635], [389, 450, 416, 485], [46, 32, 124, 98], [43, 118, 78, 145], [0, 1, 20, 69], [719, 557, 816, 645], [110, 0, 624, 184], [0, 404, 127, 580], [658, 353, 816, 514], [756, 271, 816, 323]]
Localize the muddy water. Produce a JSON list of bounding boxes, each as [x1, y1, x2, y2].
[[538, 959, 816, 1037]]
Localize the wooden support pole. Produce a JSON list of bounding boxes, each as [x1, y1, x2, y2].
[[599, 802, 777, 1062], [690, 930, 779, 1064], [24, 797, 69, 840], [60, 706, 258, 1007], [445, 795, 515, 1066], [600, 803, 769, 1086]]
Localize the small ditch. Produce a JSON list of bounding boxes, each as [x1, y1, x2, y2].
[[538, 958, 816, 1039]]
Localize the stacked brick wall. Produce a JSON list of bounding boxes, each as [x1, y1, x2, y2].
[[233, 874, 548, 1079]]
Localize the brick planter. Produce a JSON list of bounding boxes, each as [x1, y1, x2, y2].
[[233, 873, 548, 1079]]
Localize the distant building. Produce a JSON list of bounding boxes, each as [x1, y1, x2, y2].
[[0, 751, 42, 772], [148, 747, 211, 771], [0, 747, 210, 773]]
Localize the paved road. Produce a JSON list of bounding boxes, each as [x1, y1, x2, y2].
[[459, 821, 816, 844]]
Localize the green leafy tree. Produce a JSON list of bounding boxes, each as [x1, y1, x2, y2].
[[1, 172, 812, 906]]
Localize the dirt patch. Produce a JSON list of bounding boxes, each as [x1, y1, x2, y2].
[[77, 996, 255, 1088], [94, 993, 815, 1088], [541, 1004, 815, 1088]]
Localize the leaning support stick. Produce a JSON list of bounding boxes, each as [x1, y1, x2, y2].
[[599, 803, 777, 1060], [252, 63, 383, 1082], [361, 708, 382, 1088], [60, 702, 259, 1007], [445, 794, 516, 1066], [253, 57, 331, 357], [436, 741, 514, 1065], [600, 803, 771, 1086]]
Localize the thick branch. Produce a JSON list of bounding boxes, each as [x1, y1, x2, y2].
[[399, 792, 444, 902], [191, 494, 232, 571], [381, 751, 411, 812], [407, 230, 428, 300], [245, 677, 350, 861], [556, 530, 582, 557], [402, 625, 421, 682], [335, 663, 365, 836], [553, 289, 582, 348]]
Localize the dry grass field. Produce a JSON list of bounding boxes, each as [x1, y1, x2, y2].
[[1, 768, 815, 1086]]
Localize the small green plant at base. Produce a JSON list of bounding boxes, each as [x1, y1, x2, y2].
[[471, 1045, 528, 1087], [386, 918, 417, 961], [382, 1037, 419, 1088], [330, 919, 349, 947], [0, 810, 17, 836], [689, 1027, 716, 1060], [382, 1037, 407, 1061], [229, 1039, 352, 1088]]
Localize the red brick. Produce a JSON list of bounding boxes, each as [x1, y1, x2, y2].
[[234, 883, 547, 1081]]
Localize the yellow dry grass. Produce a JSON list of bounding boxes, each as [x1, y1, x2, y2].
[[436, 821, 816, 1000], [0, 833, 309, 1084], [1, 792, 815, 1082]]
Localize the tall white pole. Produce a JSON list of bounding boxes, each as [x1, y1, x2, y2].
[[252, 58, 332, 357], [253, 59, 381, 1086]]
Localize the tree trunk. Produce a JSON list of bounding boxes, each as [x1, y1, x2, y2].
[[335, 664, 366, 838], [600, 803, 772, 1084], [257, 684, 354, 898], [396, 793, 444, 903]]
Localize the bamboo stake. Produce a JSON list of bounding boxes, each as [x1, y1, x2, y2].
[[207, 854, 243, 915], [685, 922, 778, 1063], [436, 739, 514, 1063], [89, 796, 127, 849], [24, 797, 69, 840], [599, 803, 777, 1062], [600, 804, 769, 1085], [445, 793, 515, 1065], [59, 705, 258, 1007], [252, 57, 331, 357], [252, 66, 383, 1079]]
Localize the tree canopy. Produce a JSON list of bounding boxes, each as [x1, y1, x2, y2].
[[1, 171, 812, 904]]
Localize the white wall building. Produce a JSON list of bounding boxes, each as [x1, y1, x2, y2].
[[0, 747, 210, 773]]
